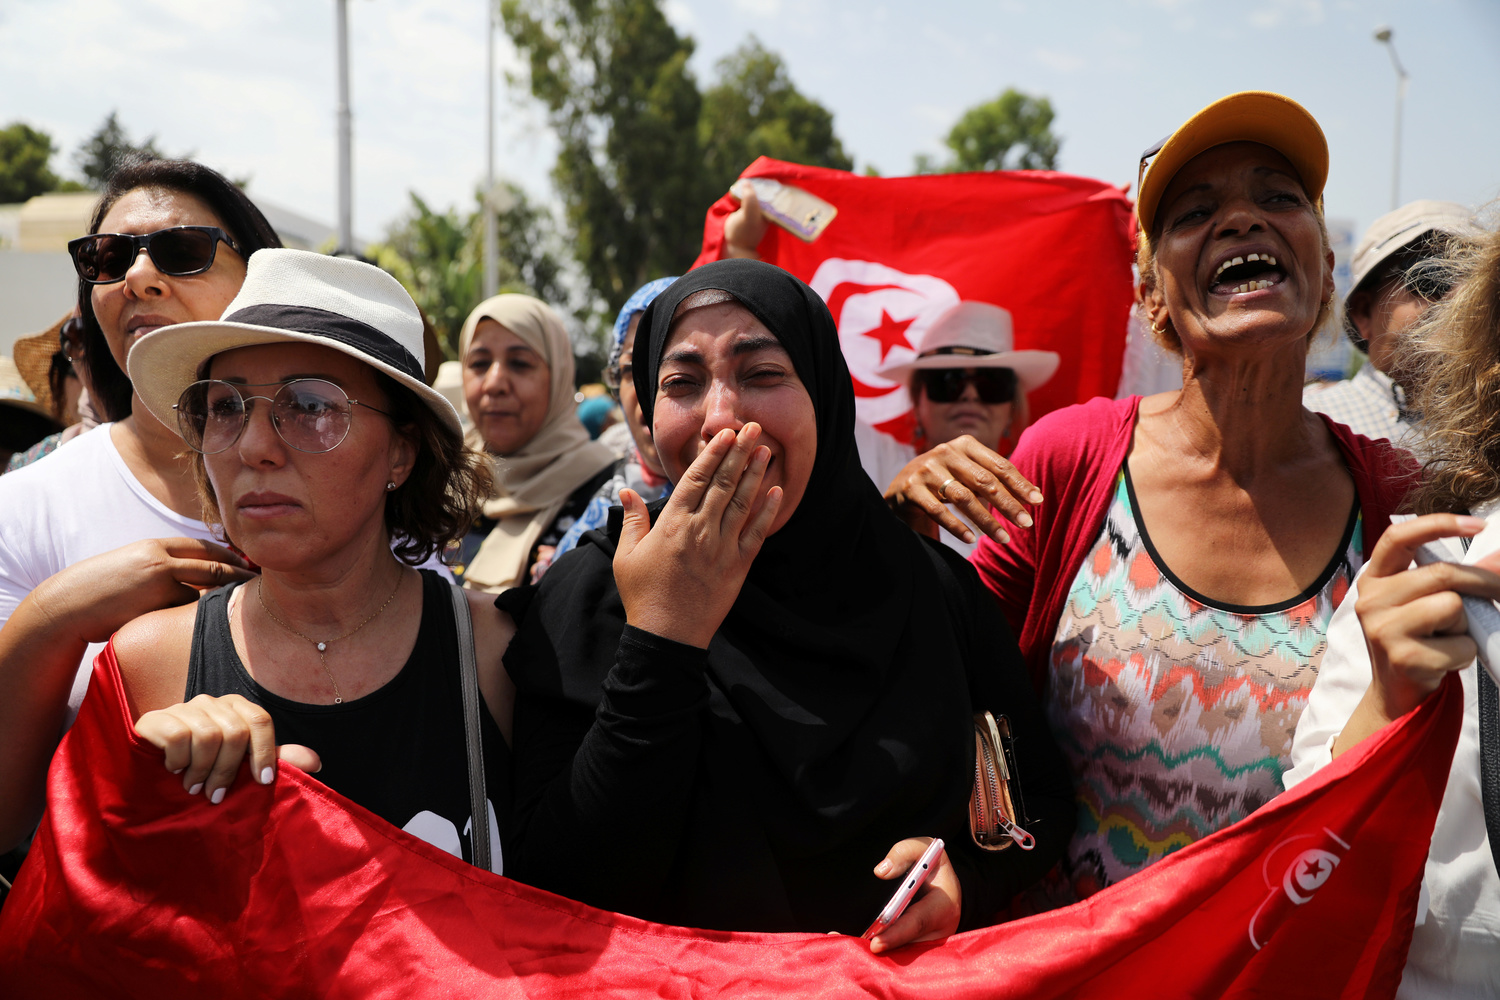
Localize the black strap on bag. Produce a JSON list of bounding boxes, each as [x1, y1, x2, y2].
[[1454, 533, 1500, 879], [1480, 668, 1500, 880], [449, 583, 492, 874]]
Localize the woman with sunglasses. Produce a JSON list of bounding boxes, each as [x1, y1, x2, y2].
[[0, 158, 290, 852], [886, 93, 1418, 907], [876, 301, 1058, 558], [106, 249, 510, 868]]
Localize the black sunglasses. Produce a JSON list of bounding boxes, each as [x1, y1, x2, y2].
[[68, 226, 241, 285], [917, 367, 1018, 405], [1401, 258, 1453, 302], [1136, 134, 1171, 202]]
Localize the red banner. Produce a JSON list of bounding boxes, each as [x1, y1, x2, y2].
[[0, 645, 1457, 998], [693, 158, 1137, 443]]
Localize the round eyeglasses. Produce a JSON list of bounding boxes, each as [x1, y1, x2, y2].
[[174, 379, 392, 455]]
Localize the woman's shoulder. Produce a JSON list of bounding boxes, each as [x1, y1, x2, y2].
[[1009, 395, 1138, 481], [1023, 395, 1138, 441], [1318, 415, 1422, 508], [113, 600, 200, 717]]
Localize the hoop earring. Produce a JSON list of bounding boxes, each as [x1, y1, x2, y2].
[[1150, 319, 1168, 337]]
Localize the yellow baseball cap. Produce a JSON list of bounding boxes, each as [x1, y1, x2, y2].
[[1135, 91, 1328, 236]]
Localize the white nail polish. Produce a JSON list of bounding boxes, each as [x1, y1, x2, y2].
[[260, 766, 275, 785], [210, 787, 226, 805], [188, 783, 203, 796]]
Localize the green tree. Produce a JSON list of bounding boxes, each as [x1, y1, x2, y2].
[[0, 122, 88, 203], [698, 37, 853, 196], [369, 183, 569, 361], [921, 89, 1061, 174], [74, 111, 166, 189], [0, 123, 61, 203], [502, 0, 708, 315]]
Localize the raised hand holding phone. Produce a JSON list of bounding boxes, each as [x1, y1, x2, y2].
[[865, 836, 962, 953]]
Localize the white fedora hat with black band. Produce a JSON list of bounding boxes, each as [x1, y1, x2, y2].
[[128, 248, 462, 441], [875, 300, 1061, 391]]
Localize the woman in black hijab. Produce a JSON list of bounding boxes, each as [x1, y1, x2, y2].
[[501, 259, 1071, 948]]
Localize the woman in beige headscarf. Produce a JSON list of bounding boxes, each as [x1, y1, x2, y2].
[[456, 294, 617, 592]]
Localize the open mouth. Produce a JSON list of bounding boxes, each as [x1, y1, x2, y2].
[[1210, 253, 1286, 295]]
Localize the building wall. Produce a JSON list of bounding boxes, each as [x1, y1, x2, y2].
[[0, 251, 78, 357]]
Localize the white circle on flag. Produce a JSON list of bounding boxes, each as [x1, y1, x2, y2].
[[809, 259, 961, 427]]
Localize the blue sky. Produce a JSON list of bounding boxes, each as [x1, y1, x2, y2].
[[2, 0, 1496, 246]]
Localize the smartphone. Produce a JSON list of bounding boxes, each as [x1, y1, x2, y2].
[[744, 177, 838, 243], [861, 837, 945, 940]]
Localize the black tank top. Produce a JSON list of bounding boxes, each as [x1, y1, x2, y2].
[[186, 569, 510, 873]]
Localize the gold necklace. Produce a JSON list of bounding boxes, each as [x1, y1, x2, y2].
[[255, 572, 405, 704]]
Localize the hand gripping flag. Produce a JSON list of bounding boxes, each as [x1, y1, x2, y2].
[[0, 645, 1459, 998], [692, 157, 1137, 444]]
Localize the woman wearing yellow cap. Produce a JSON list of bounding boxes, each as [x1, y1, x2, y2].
[[889, 92, 1419, 903]]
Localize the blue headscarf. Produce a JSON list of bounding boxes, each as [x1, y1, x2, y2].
[[607, 276, 679, 381]]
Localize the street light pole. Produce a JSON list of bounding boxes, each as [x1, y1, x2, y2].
[[335, 0, 354, 253], [483, 0, 498, 298], [1374, 25, 1409, 212]]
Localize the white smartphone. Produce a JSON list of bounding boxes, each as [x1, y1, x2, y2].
[[744, 177, 838, 243], [861, 837, 945, 940]]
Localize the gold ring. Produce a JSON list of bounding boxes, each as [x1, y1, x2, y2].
[[938, 478, 957, 501]]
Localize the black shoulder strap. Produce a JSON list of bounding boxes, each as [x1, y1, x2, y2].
[[449, 583, 491, 874], [1480, 668, 1500, 880], [1458, 535, 1500, 878]]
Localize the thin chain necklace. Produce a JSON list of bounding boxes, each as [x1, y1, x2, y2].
[[255, 571, 404, 704]]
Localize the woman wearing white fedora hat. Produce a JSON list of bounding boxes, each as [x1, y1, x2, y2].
[[106, 248, 514, 871], [873, 300, 1058, 559]]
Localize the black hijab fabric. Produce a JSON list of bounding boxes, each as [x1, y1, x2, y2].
[[630, 260, 966, 846], [509, 259, 996, 930]]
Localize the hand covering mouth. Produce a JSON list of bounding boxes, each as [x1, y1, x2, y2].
[[1209, 253, 1287, 295]]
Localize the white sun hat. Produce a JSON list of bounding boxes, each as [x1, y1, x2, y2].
[[874, 300, 1061, 391], [127, 248, 461, 441]]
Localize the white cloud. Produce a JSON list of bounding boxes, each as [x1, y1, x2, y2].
[[1035, 47, 1087, 73], [732, 0, 783, 15], [662, 0, 696, 30], [1249, 0, 1325, 29]]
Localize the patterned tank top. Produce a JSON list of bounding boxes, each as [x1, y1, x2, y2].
[[1047, 468, 1362, 900]]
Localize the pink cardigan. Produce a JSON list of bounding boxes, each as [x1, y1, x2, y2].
[[970, 395, 1421, 693]]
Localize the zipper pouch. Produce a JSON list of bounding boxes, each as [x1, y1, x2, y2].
[[970, 711, 1036, 852]]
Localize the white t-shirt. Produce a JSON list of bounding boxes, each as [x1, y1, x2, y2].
[[0, 425, 219, 721], [1286, 508, 1500, 997], [0, 424, 450, 725]]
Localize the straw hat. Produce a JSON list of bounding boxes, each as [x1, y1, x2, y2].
[[0, 355, 60, 423], [10, 312, 70, 418], [127, 248, 462, 441]]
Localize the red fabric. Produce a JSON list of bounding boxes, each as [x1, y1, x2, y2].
[[0, 642, 1458, 997], [971, 396, 1422, 692], [692, 157, 1136, 443]]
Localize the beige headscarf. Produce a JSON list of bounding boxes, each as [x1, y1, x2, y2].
[[458, 294, 616, 593]]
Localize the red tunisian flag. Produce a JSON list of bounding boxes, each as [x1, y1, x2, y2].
[[692, 157, 1137, 444], [0, 646, 1458, 998]]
